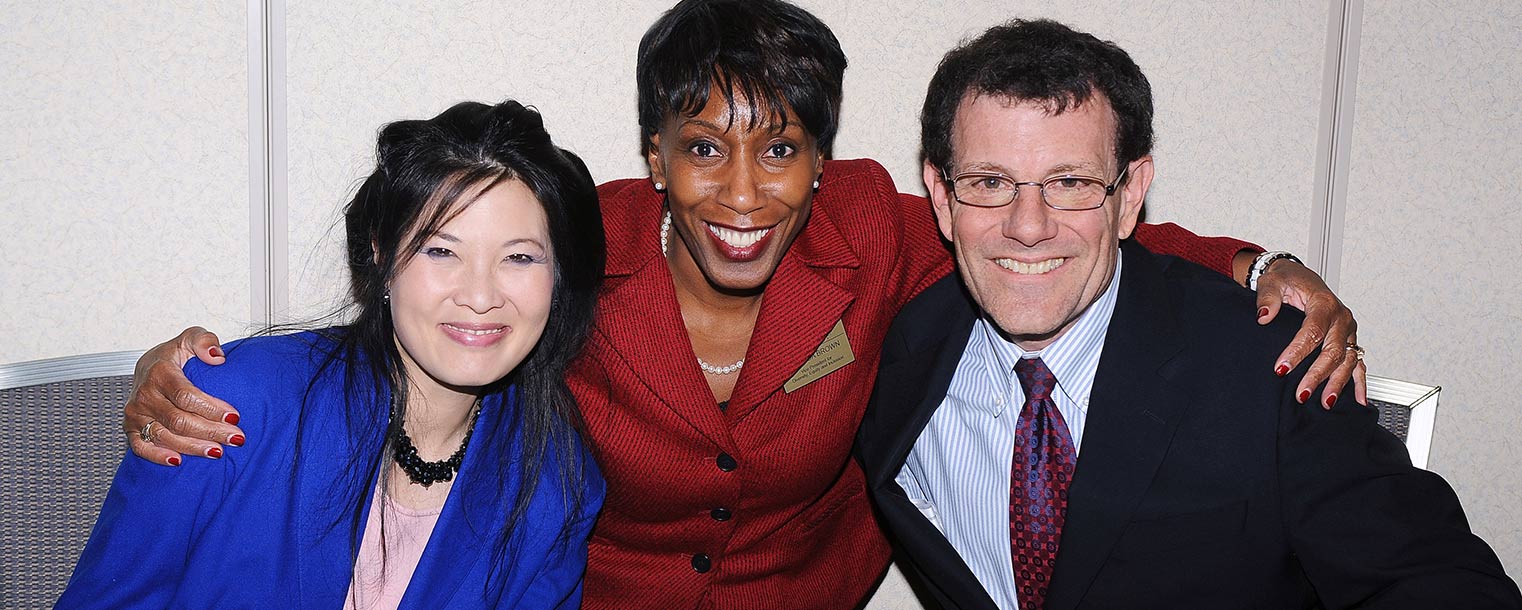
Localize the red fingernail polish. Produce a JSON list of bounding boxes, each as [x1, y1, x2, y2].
[[206, 447, 223, 459], [1274, 363, 1290, 377], [229, 434, 245, 447], [223, 413, 240, 425], [1297, 389, 1311, 403], [1258, 306, 1269, 319], [209, 346, 224, 358], [167, 456, 182, 466], [1325, 394, 1338, 408]]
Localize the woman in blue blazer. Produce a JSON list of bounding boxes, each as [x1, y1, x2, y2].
[[58, 99, 607, 609]]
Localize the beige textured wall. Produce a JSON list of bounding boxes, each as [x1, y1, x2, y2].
[[1339, 2, 1522, 577], [0, 2, 249, 364], [280, 1, 1328, 322], [281, 1, 666, 321], [3, 0, 1517, 603], [821, 0, 1329, 256]]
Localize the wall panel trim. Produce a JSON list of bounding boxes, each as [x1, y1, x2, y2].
[[1309, 0, 1363, 289], [247, 0, 288, 325]]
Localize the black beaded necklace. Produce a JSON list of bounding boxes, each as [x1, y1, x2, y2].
[[388, 395, 481, 487]]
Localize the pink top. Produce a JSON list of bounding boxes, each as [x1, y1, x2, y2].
[[343, 485, 443, 610]]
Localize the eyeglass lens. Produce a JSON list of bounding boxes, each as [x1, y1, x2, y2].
[[951, 174, 1108, 209]]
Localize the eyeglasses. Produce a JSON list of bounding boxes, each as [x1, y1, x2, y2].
[[942, 166, 1129, 210]]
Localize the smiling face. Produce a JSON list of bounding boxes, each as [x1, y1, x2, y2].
[[388, 178, 555, 398], [646, 88, 825, 294], [925, 93, 1152, 350]]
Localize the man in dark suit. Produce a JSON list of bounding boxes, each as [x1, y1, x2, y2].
[[856, 18, 1520, 610]]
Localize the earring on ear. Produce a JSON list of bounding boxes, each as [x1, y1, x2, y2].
[[382, 290, 391, 304], [812, 178, 821, 191], [653, 181, 665, 192]]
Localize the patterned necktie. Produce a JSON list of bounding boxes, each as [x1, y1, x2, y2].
[[1010, 357, 1077, 610]]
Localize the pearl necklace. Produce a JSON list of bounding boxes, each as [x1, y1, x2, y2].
[[661, 209, 745, 376], [696, 357, 745, 376], [660, 209, 672, 256]]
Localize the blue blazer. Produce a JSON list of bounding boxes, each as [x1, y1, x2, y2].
[[59, 331, 605, 609]]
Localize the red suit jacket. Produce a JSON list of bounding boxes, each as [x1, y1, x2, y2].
[[570, 159, 1254, 609]]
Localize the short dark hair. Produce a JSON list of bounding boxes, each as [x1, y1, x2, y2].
[[637, 0, 848, 155], [921, 18, 1153, 175]]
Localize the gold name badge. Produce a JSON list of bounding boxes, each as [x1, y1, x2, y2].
[[784, 320, 856, 393]]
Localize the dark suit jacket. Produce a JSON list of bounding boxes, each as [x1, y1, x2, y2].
[[858, 241, 1521, 610]]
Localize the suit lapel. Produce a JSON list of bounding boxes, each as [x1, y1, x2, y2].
[[862, 277, 1000, 610], [863, 284, 976, 488], [879, 491, 1002, 610], [594, 181, 862, 438], [1045, 243, 1190, 610], [595, 183, 732, 442], [401, 391, 517, 607]]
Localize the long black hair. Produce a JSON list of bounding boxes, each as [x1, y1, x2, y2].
[[297, 99, 603, 597]]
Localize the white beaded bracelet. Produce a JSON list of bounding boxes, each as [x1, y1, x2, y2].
[[1247, 250, 1302, 291]]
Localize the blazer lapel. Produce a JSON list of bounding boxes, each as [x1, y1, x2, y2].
[[724, 203, 859, 420], [293, 380, 389, 606], [862, 282, 976, 488], [400, 391, 516, 607], [595, 188, 731, 443], [595, 256, 732, 442], [878, 488, 1002, 610], [593, 183, 865, 438], [1045, 243, 1190, 610], [861, 277, 1000, 610]]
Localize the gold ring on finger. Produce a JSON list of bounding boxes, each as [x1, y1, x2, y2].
[[139, 420, 159, 443]]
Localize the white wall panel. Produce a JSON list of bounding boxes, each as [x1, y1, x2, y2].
[[0, 2, 249, 364], [1341, 2, 1522, 576], [281, 1, 668, 320], [817, 1, 1329, 257], [280, 0, 1328, 320]]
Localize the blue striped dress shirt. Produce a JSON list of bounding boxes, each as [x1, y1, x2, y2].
[[894, 253, 1123, 610]]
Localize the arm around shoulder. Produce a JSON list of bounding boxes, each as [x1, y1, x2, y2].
[[1132, 221, 1259, 279], [892, 190, 954, 304], [1275, 370, 1521, 608]]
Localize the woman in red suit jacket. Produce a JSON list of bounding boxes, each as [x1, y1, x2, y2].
[[120, 1, 1363, 608]]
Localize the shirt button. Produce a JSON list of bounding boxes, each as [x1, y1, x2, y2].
[[716, 453, 738, 472], [692, 553, 712, 573], [710, 507, 732, 521]]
